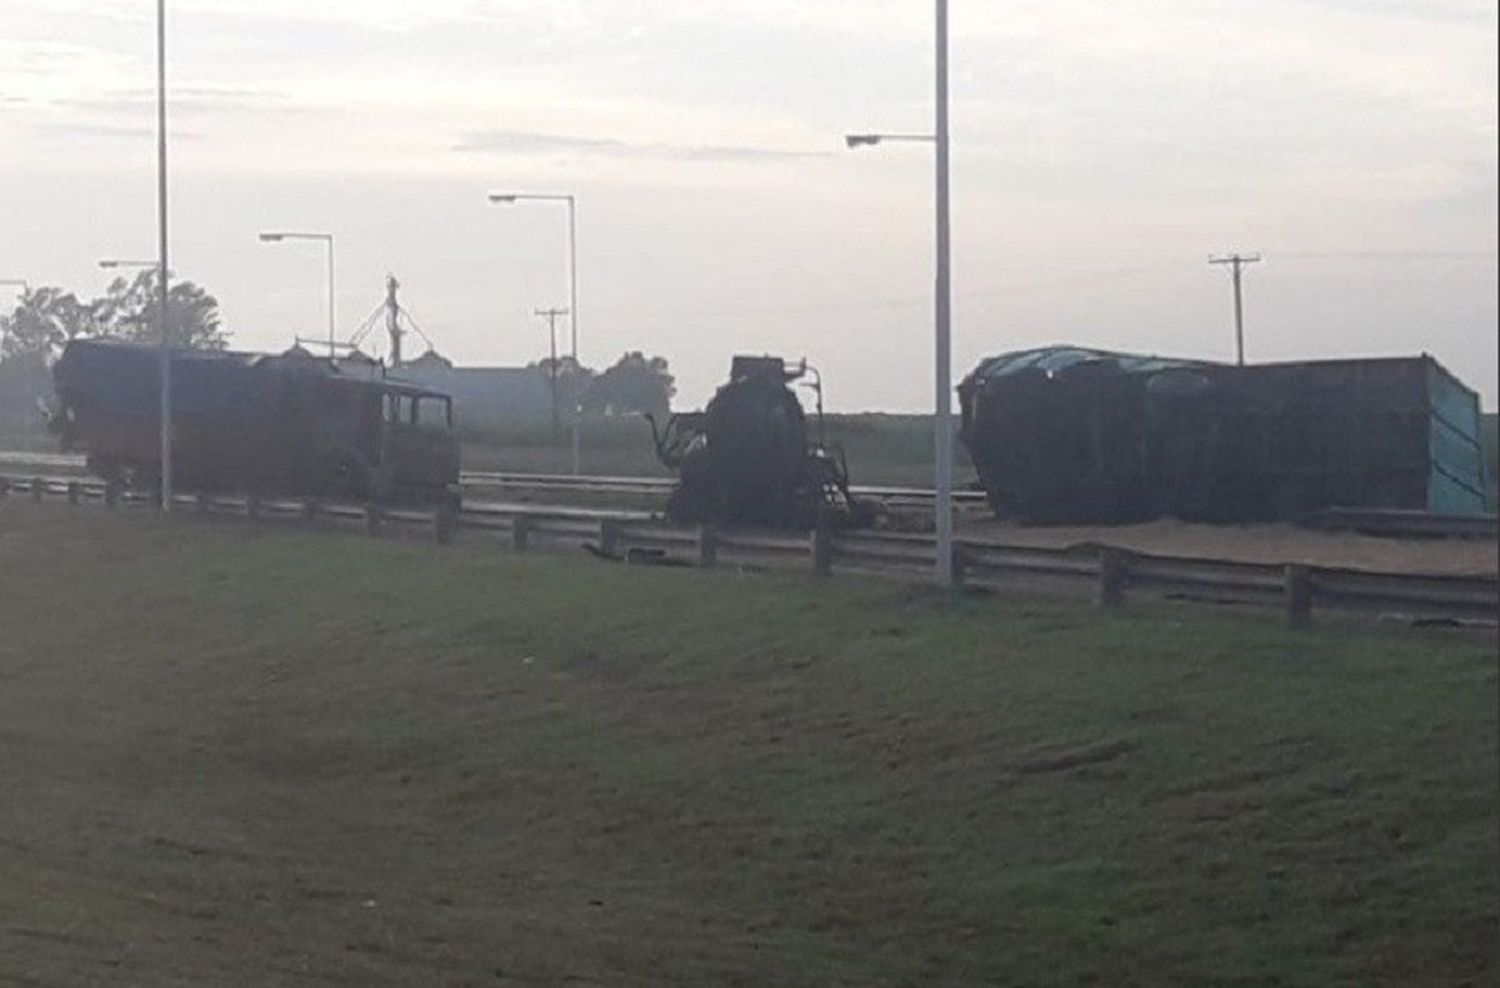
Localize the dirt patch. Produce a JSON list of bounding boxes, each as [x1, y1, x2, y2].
[[1015, 739, 1135, 775], [963, 517, 1498, 575]]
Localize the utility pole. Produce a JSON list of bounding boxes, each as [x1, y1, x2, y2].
[[535, 307, 569, 443], [156, 0, 172, 513], [385, 275, 403, 368], [1209, 253, 1261, 366]]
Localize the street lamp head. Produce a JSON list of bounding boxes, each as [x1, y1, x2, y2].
[[259, 233, 286, 242], [845, 134, 882, 149], [488, 193, 519, 204]]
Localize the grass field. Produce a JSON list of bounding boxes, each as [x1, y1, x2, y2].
[[462, 413, 976, 488], [0, 502, 1493, 986]]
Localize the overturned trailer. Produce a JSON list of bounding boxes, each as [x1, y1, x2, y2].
[[648, 356, 871, 530], [958, 345, 1492, 524], [52, 339, 460, 504]]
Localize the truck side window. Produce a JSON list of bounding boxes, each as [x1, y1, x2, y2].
[[385, 393, 414, 424], [415, 396, 452, 431]]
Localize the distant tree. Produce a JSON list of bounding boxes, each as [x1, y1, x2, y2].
[[583, 351, 675, 418], [0, 275, 230, 434], [93, 270, 229, 350], [0, 273, 229, 361], [529, 354, 597, 413], [0, 287, 98, 361]]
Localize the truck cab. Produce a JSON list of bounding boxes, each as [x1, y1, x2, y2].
[[375, 383, 460, 505]]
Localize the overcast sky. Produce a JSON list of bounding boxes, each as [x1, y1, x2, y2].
[[1, 0, 1495, 410]]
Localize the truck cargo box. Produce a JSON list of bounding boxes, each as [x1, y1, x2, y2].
[[958, 346, 1491, 524]]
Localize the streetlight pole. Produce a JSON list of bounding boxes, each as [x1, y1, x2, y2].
[[490, 192, 581, 473], [488, 194, 578, 360], [156, 0, 172, 512], [100, 254, 175, 504], [933, 0, 954, 589], [261, 232, 337, 357], [844, 0, 955, 587]]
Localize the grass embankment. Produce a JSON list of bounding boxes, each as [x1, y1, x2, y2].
[[463, 413, 975, 488], [0, 504, 1493, 986]]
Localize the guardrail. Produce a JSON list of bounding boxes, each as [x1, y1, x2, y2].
[[0, 453, 989, 511], [461, 470, 991, 510], [3, 473, 1495, 630]]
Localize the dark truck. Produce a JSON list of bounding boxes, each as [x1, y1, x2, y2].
[[51, 340, 460, 505]]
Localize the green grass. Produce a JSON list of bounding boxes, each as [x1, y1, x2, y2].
[[0, 503, 1494, 986], [463, 413, 974, 488]]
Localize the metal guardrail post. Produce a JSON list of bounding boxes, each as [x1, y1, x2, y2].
[[196, 491, 213, 514], [104, 480, 120, 509], [30, 477, 43, 502], [599, 518, 621, 557], [0, 477, 8, 499], [1097, 548, 1126, 609], [66, 481, 80, 505], [301, 498, 320, 526], [697, 526, 718, 568], [1284, 565, 1313, 628], [246, 493, 262, 524], [364, 502, 383, 537], [951, 543, 968, 588], [811, 525, 834, 577], [433, 505, 455, 546], [511, 515, 532, 552]]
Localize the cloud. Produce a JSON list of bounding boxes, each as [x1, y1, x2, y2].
[[452, 128, 829, 162], [23, 121, 198, 140]]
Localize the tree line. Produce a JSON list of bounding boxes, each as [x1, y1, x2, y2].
[[532, 351, 676, 419], [0, 271, 228, 434], [0, 272, 678, 434]]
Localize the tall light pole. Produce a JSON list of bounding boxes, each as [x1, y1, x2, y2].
[[1209, 253, 1261, 366], [155, 0, 173, 512], [845, 0, 955, 587], [102, 259, 174, 506], [489, 192, 581, 473], [260, 232, 337, 356], [487, 194, 578, 360]]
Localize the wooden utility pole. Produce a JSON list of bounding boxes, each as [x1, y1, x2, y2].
[[1209, 253, 1261, 365], [534, 307, 569, 442]]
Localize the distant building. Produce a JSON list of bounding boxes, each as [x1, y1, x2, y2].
[[390, 349, 553, 426]]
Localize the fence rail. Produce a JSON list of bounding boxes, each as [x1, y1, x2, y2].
[[3, 473, 1495, 630], [0, 453, 989, 511]]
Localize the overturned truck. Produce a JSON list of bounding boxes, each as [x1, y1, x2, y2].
[[959, 345, 1492, 525], [648, 356, 871, 530], [52, 339, 461, 504]]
